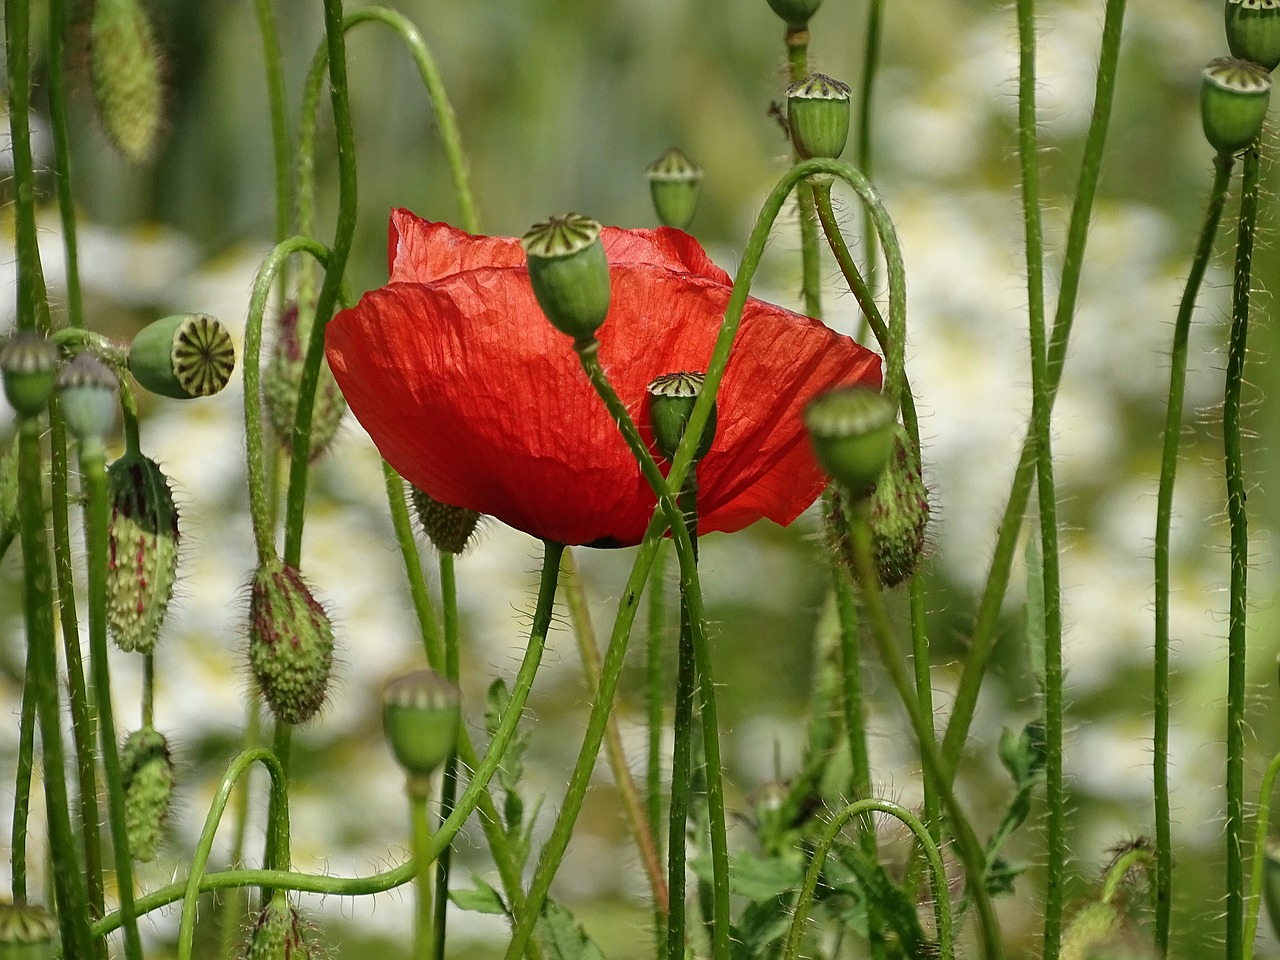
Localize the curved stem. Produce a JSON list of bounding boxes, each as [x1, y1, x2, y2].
[[1153, 153, 1234, 953], [782, 798, 953, 960], [855, 0, 885, 323]]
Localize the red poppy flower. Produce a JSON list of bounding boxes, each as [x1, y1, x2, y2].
[[325, 210, 882, 547]]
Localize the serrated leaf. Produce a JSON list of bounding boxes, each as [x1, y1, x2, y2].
[[691, 850, 806, 901], [731, 894, 797, 960], [449, 875, 508, 915], [535, 899, 607, 960]]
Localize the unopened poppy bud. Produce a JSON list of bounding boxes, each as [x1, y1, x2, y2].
[[1, 332, 58, 419], [382, 668, 462, 785], [766, 0, 822, 28], [787, 73, 852, 160], [106, 451, 179, 654], [263, 305, 346, 461], [89, 0, 163, 163], [120, 726, 173, 862], [128, 313, 235, 400], [409, 485, 481, 554], [804, 386, 896, 499], [248, 558, 335, 725], [1201, 57, 1272, 155], [1227, 0, 1280, 73], [867, 425, 929, 587], [1060, 902, 1122, 960], [245, 893, 313, 960], [521, 214, 612, 343], [56, 353, 118, 451], [0, 901, 57, 960], [645, 148, 704, 231], [647, 371, 716, 464]]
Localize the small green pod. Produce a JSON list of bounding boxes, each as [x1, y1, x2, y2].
[[521, 214, 612, 343], [128, 313, 236, 400]]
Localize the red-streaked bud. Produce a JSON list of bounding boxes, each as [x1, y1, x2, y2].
[[248, 558, 335, 726], [263, 305, 346, 462], [106, 451, 179, 654]]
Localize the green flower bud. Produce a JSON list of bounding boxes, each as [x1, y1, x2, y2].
[[409, 485, 481, 554], [106, 451, 179, 654], [645, 148, 704, 231], [646, 371, 716, 464], [1227, 0, 1280, 73], [382, 668, 462, 785], [128, 313, 236, 400], [245, 893, 313, 960], [263, 305, 346, 462], [1, 332, 58, 419], [1060, 902, 1122, 960], [521, 214, 612, 343], [1201, 57, 1272, 156], [0, 901, 57, 960], [55, 353, 118, 451], [766, 0, 822, 29], [804, 386, 896, 499], [120, 726, 174, 862], [248, 558, 335, 726], [90, 0, 163, 163], [866, 425, 929, 587], [787, 73, 851, 161]]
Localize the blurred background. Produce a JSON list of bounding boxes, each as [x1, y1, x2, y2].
[[5, 0, 1280, 955]]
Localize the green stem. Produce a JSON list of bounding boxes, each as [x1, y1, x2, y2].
[[142, 654, 155, 729], [781, 798, 954, 960], [1243, 749, 1280, 960], [1225, 143, 1261, 960], [832, 546, 871, 804], [214, 699, 262, 960], [410, 784, 435, 960], [908, 579, 940, 841], [7, 0, 41, 334], [81, 448, 144, 960], [253, 0, 292, 311], [785, 26, 822, 320], [12, 661, 35, 900], [46, 0, 84, 330], [855, 0, 885, 321], [667, 556, 696, 960], [432, 551, 459, 960], [1153, 152, 1234, 954], [646, 540, 670, 947]]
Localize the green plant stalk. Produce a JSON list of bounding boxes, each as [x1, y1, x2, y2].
[[667, 541, 697, 960], [81, 446, 144, 960], [213, 697, 262, 960], [16, 419, 95, 960], [1225, 143, 1261, 960], [785, 27, 822, 320], [1100, 845, 1156, 905], [253, 0, 292, 311], [432, 551, 460, 960], [856, 0, 885, 321], [12, 662, 35, 900], [646, 541, 670, 948], [7, 0, 41, 334], [908, 580, 940, 841], [409, 784, 435, 960], [782, 798, 954, 960], [1153, 152, 1234, 954], [176, 748, 290, 960], [1243, 749, 1280, 959], [832, 550, 871, 805], [939, 0, 1128, 775], [562, 548, 670, 914], [46, 0, 84, 330]]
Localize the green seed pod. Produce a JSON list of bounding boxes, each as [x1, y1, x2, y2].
[[409, 485, 481, 554], [128, 313, 236, 400], [248, 558, 335, 725], [106, 451, 179, 654], [646, 371, 716, 464], [55, 353, 118, 450], [804, 386, 896, 499], [766, 0, 822, 28], [866, 425, 929, 588], [120, 726, 174, 862], [1227, 0, 1280, 73], [382, 668, 462, 785], [0, 901, 57, 960], [787, 73, 852, 161], [262, 305, 346, 462], [645, 148, 704, 231], [245, 892, 313, 960], [89, 0, 163, 163], [1, 332, 58, 419], [1201, 57, 1272, 156], [521, 214, 612, 343]]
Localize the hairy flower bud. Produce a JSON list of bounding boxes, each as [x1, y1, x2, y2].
[[1227, 0, 1280, 73], [263, 305, 346, 461], [248, 559, 335, 725], [1201, 57, 1272, 155], [120, 726, 174, 862], [106, 451, 179, 654], [128, 313, 235, 400], [866, 426, 929, 587], [409, 485, 481, 554], [0, 901, 57, 960], [245, 893, 313, 960], [382, 668, 462, 784], [521, 214, 612, 343], [645, 148, 704, 231], [89, 0, 163, 162], [1, 332, 58, 419]]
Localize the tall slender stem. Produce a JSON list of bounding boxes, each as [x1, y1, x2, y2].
[[432, 552, 460, 960], [47, 0, 84, 330], [12, 662, 36, 901], [855, 0, 885, 319], [254, 0, 292, 312], [410, 785, 436, 960], [667, 551, 697, 960], [785, 26, 822, 320]]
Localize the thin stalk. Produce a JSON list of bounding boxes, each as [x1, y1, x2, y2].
[[7, 0, 41, 334], [908, 579, 940, 841], [253, 0, 293, 311], [832, 550, 871, 804], [785, 26, 822, 320], [214, 699, 262, 960], [1225, 143, 1261, 960], [1153, 152, 1234, 953], [142, 654, 155, 729], [667, 553, 697, 960], [432, 551, 460, 960], [1244, 748, 1280, 960], [12, 662, 36, 900], [409, 784, 436, 960], [47, 0, 84, 329], [855, 0, 885, 322], [646, 541, 670, 948]]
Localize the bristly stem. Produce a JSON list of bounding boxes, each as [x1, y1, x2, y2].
[[1153, 152, 1234, 954], [47, 0, 84, 330], [1225, 143, 1261, 960], [785, 26, 823, 320], [11, 663, 35, 901], [667, 582, 696, 960], [432, 551, 460, 960], [1244, 749, 1280, 960], [253, 0, 292, 311], [409, 784, 436, 960], [646, 540, 670, 948], [855, 0, 885, 322]]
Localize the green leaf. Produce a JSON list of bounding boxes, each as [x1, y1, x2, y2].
[[535, 899, 607, 960], [449, 875, 508, 915], [731, 894, 797, 960], [691, 850, 806, 901]]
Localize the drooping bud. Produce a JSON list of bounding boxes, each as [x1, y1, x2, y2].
[[646, 371, 716, 464], [55, 353, 118, 452], [1227, 0, 1280, 73], [128, 313, 235, 400], [1059, 902, 1123, 960], [248, 558, 335, 725], [766, 0, 822, 29], [89, 0, 164, 163], [0, 901, 57, 960], [382, 668, 462, 786], [106, 451, 179, 654], [521, 214, 612, 343], [262, 304, 346, 462], [1, 332, 58, 419], [645, 148, 704, 231], [1201, 57, 1272, 155], [244, 892, 314, 960], [787, 73, 852, 161], [409, 485, 481, 555], [120, 726, 174, 862], [866, 425, 929, 587], [804, 386, 896, 499]]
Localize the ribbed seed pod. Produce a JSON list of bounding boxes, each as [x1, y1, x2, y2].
[[120, 726, 174, 862], [248, 559, 335, 725], [106, 451, 180, 654]]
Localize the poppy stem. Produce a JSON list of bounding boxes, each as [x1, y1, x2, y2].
[[784, 28, 823, 321], [253, 0, 291, 313], [853, 0, 885, 341], [646, 540, 671, 947]]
